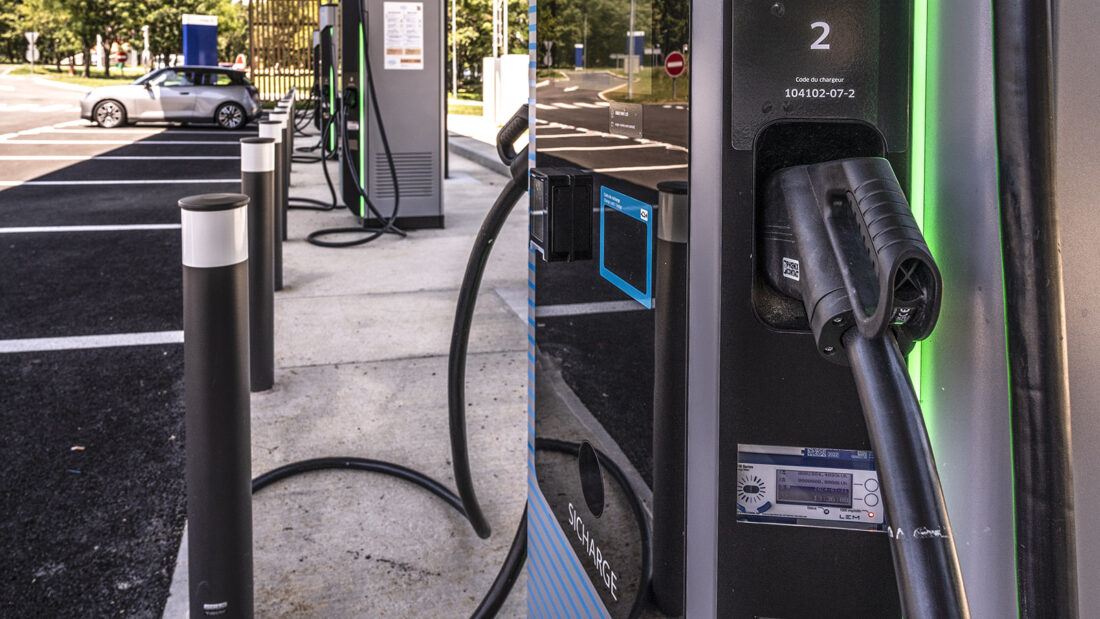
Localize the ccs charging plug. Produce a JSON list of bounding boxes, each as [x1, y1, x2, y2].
[[760, 157, 942, 362]]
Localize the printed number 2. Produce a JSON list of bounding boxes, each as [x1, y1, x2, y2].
[[811, 21, 831, 50]]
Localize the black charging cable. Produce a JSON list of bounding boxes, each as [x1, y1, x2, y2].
[[535, 438, 653, 619], [287, 114, 339, 211], [250, 104, 531, 618]]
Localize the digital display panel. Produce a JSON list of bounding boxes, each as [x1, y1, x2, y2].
[[775, 469, 853, 507]]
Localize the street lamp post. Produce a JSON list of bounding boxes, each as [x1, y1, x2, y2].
[[627, 0, 636, 99]]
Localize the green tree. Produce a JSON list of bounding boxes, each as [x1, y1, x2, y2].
[[449, 0, 530, 94], [17, 0, 80, 70], [56, 0, 144, 76]]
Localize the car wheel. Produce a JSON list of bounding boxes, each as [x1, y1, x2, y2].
[[93, 100, 126, 128], [215, 102, 245, 130]]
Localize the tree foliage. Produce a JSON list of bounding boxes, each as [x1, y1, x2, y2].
[[449, 0, 528, 91], [0, 0, 246, 72], [535, 0, 688, 68]]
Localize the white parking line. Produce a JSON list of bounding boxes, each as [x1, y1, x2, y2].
[[535, 131, 623, 139], [43, 129, 253, 135], [535, 300, 645, 318], [0, 330, 183, 354], [0, 140, 242, 145], [563, 86, 579, 92], [538, 144, 668, 152], [0, 155, 240, 161], [552, 102, 579, 109], [0, 179, 239, 186], [0, 224, 180, 234], [592, 163, 689, 173]]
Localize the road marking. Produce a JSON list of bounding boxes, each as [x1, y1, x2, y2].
[[0, 103, 81, 113], [563, 86, 579, 92], [537, 144, 668, 152], [0, 140, 241, 145], [0, 179, 239, 186], [0, 85, 14, 92], [574, 102, 604, 109], [0, 330, 183, 354], [0, 155, 240, 161], [593, 101, 610, 107], [535, 300, 646, 318], [535, 103, 556, 110], [41, 128, 254, 135], [592, 163, 689, 173], [0, 224, 180, 234], [31, 77, 91, 93], [552, 102, 579, 109], [532, 131, 609, 139]]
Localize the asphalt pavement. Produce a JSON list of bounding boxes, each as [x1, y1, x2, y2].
[[532, 70, 688, 193], [0, 71, 250, 616]]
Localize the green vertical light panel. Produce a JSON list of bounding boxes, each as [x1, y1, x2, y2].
[[327, 26, 336, 152], [909, 0, 930, 432], [359, 25, 367, 217]]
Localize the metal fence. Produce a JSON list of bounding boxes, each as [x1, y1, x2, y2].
[[249, 0, 320, 102]]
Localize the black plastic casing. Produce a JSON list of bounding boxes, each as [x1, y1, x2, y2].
[[530, 168, 594, 263], [761, 157, 942, 362]]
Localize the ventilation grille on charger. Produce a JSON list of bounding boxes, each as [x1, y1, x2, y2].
[[374, 152, 434, 198]]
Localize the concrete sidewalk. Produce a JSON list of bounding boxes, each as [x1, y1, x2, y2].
[[163, 119, 529, 617]]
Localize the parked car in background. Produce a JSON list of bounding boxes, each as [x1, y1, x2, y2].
[[80, 66, 262, 129]]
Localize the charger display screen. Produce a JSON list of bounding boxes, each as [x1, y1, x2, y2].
[[775, 469, 853, 507]]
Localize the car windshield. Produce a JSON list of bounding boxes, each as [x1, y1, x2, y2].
[[131, 69, 194, 87], [131, 70, 158, 85]]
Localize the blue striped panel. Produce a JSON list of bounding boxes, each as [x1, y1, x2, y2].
[[527, 481, 611, 617]]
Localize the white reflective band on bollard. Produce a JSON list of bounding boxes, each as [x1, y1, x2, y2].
[[258, 120, 282, 143], [241, 139, 275, 173], [181, 201, 249, 268]]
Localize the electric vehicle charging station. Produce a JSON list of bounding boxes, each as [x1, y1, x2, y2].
[[318, 3, 338, 153], [526, 0, 1095, 617], [339, 0, 445, 228]]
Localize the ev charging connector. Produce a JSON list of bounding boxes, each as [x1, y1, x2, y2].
[[762, 157, 967, 618], [762, 157, 941, 359]]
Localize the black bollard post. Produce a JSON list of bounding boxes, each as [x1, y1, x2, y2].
[[180, 192, 254, 619], [258, 117, 285, 291], [651, 180, 689, 616], [274, 102, 292, 242], [240, 137, 276, 392]]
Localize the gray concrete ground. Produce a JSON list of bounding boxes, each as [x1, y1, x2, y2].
[[163, 123, 529, 618]]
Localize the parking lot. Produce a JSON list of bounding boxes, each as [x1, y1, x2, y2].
[[0, 111, 250, 616]]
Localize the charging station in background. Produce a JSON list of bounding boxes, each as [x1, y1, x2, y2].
[[339, 0, 444, 228], [526, 1, 1100, 618], [182, 14, 218, 66]]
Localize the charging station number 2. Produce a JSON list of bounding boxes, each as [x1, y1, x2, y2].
[[810, 21, 831, 50]]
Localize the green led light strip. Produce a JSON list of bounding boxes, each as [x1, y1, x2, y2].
[[326, 26, 335, 152], [909, 0, 928, 415], [359, 24, 366, 218]]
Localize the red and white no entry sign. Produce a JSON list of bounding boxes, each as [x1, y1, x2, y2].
[[664, 51, 686, 78]]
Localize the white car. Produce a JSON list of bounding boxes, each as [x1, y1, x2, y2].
[[80, 66, 262, 129]]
